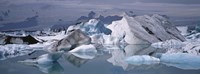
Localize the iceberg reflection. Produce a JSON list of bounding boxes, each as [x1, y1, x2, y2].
[[107, 44, 158, 70], [64, 53, 89, 67]]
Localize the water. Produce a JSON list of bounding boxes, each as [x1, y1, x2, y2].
[[0, 45, 200, 74]]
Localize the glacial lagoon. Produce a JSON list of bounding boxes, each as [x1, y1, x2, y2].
[[0, 45, 200, 74]]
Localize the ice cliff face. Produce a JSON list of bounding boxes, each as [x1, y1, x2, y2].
[[107, 13, 185, 44]]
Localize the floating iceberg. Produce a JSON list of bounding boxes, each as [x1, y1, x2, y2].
[[67, 19, 111, 35], [160, 53, 200, 70], [107, 13, 185, 44], [125, 55, 160, 66], [48, 29, 91, 52]]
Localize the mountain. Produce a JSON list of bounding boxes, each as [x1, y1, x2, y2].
[[77, 11, 122, 24], [0, 15, 39, 31], [107, 13, 185, 44]]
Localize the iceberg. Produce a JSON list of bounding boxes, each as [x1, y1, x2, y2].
[[160, 53, 200, 69], [125, 55, 160, 66], [48, 29, 91, 52], [151, 39, 200, 55], [67, 19, 112, 35], [107, 13, 185, 44]]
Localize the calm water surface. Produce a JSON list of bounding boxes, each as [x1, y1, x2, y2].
[[0, 45, 200, 74]]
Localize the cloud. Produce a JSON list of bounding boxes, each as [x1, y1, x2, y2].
[[0, 0, 200, 26]]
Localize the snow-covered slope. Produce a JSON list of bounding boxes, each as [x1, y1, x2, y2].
[[107, 13, 185, 44]]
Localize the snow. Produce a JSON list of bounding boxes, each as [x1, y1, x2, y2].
[[125, 55, 160, 65], [107, 13, 185, 44], [160, 53, 200, 69], [69, 44, 97, 59]]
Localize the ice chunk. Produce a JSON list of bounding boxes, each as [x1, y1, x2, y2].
[[125, 55, 160, 65], [160, 53, 200, 69], [69, 44, 97, 59], [48, 29, 91, 52]]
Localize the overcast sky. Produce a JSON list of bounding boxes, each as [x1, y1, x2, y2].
[[0, 0, 200, 29]]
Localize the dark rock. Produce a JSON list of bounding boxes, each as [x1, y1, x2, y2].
[[0, 34, 39, 45]]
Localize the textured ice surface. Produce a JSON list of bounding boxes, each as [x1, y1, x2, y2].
[[107, 13, 185, 44]]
